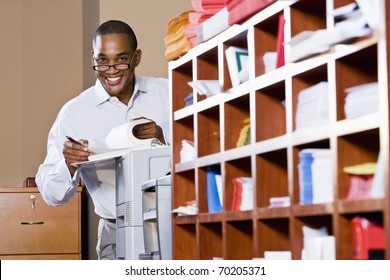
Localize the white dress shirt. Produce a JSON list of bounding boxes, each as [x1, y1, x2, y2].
[[36, 75, 171, 219]]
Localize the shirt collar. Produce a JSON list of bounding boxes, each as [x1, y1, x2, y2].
[[92, 75, 147, 106], [93, 79, 110, 106], [135, 75, 148, 94]]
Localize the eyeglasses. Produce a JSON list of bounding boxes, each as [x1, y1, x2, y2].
[[92, 50, 137, 72], [93, 63, 130, 72]]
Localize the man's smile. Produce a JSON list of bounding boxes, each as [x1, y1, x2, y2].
[[105, 76, 121, 85]]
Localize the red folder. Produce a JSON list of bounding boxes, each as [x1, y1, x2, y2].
[[351, 216, 385, 260], [275, 13, 285, 68], [192, 0, 230, 14], [227, 0, 276, 25], [231, 179, 243, 211], [231, 177, 253, 211]]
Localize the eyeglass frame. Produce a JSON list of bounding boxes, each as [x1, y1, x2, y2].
[[92, 49, 138, 72]]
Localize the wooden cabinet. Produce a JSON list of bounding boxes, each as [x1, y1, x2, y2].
[[0, 187, 82, 260], [169, 0, 390, 259]]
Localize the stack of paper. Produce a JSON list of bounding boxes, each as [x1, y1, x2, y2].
[[185, 12, 213, 47], [302, 226, 335, 260], [332, 2, 359, 20], [231, 177, 253, 211], [197, 0, 279, 50], [264, 251, 292, 260], [188, 80, 221, 97], [269, 196, 290, 208], [295, 82, 329, 130], [287, 3, 373, 63], [197, 7, 230, 44], [187, 0, 231, 46], [355, 0, 380, 29], [164, 10, 192, 61], [263, 52, 277, 73], [344, 82, 378, 119], [287, 30, 332, 63], [298, 149, 333, 205], [172, 200, 197, 216], [180, 139, 196, 163], [311, 149, 333, 204]]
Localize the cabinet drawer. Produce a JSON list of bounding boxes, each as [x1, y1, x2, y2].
[[0, 191, 80, 255], [0, 253, 81, 260]]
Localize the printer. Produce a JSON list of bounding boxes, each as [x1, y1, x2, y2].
[[115, 146, 171, 260]]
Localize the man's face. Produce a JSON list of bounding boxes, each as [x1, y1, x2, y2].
[[91, 34, 138, 99]]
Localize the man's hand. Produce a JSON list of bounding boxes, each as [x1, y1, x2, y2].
[[132, 117, 165, 144], [63, 138, 90, 175]]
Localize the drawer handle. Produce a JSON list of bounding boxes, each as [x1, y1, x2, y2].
[[30, 194, 36, 210], [21, 221, 44, 225]]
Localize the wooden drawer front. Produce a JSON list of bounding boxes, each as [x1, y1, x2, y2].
[[0, 253, 81, 260], [0, 192, 80, 255]]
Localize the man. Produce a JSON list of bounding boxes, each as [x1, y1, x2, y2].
[[36, 20, 170, 259]]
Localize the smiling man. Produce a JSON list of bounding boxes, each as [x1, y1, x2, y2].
[[36, 20, 170, 260]]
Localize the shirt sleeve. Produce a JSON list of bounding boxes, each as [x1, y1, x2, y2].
[[160, 118, 171, 146], [35, 114, 80, 207], [157, 78, 171, 146]]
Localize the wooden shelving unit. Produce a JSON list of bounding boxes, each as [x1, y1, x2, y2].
[[169, 0, 390, 260]]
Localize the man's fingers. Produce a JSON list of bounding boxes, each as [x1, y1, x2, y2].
[[63, 142, 90, 165], [132, 122, 157, 138]]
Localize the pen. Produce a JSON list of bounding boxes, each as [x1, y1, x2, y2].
[[66, 136, 93, 155]]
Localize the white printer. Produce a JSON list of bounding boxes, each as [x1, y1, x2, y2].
[[115, 146, 171, 260]]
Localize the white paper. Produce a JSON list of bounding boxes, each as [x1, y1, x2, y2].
[[371, 151, 385, 198], [72, 118, 165, 166], [225, 46, 249, 87], [104, 118, 158, 149], [264, 251, 292, 260]]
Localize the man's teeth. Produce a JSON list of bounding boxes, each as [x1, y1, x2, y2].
[[107, 77, 120, 82]]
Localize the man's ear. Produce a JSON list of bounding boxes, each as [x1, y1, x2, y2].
[[134, 49, 142, 67], [90, 51, 95, 65]]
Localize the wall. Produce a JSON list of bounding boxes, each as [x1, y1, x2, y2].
[[0, 0, 86, 186], [0, 0, 192, 185], [0, 0, 192, 259], [99, 0, 192, 78], [0, 0, 24, 186]]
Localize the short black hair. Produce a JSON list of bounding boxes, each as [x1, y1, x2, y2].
[[93, 20, 138, 50]]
